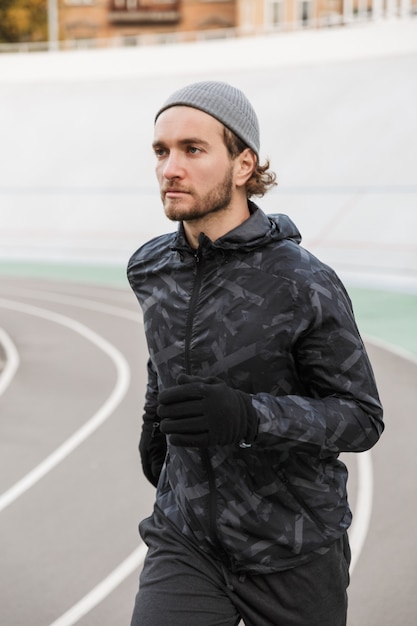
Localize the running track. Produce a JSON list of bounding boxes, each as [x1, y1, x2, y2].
[[1, 276, 416, 625]]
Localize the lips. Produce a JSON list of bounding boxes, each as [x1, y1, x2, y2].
[[163, 188, 190, 199], [163, 187, 189, 194]]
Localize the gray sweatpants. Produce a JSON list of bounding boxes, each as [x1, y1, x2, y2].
[[130, 508, 351, 626]]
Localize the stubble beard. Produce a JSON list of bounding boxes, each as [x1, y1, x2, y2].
[[162, 166, 234, 223]]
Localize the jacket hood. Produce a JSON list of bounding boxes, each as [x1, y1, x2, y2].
[[173, 203, 302, 254]]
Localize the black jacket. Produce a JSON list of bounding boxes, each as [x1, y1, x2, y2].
[[127, 204, 384, 574]]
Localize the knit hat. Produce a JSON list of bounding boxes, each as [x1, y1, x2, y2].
[[155, 81, 260, 156]]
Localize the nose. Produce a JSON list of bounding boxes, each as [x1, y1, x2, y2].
[[161, 152, 184, 180]]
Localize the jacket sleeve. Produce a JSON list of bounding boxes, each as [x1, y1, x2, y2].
[[252, 269, 384, 456]]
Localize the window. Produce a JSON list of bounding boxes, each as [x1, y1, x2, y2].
[[300, 0, 312, 24], [271, 0, 284, 25]]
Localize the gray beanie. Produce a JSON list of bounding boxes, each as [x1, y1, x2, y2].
[[155, 81, 260, 156]]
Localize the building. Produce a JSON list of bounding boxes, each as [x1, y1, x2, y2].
[[59, 0, 416, 45], [247, 0, 416, 29], [60, 0, 236, 43]]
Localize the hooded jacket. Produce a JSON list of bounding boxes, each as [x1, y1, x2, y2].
[[127, 203, 384, 574]]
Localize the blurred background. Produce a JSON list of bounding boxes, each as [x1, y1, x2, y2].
[[0, 3, 416, 626], [1, 2, 416, 344]]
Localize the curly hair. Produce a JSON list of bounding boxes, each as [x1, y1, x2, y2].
[[223, 127, 277, 198]]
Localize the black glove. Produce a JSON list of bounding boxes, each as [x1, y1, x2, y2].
[[158, 374, 258, 447], [139, 413, 167, 487]]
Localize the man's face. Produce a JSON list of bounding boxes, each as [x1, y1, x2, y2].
[[153, 106, 236, 223]]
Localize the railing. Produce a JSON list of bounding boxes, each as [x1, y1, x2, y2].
[[109, 0, 179, 8], [0, 11, 415, 54]]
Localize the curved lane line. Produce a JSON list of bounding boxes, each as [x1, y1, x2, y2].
[[348, 450, 373, 574], [48, 544, 148, 626], [0, 298, 131, 513], [0, 326, 20, 396], [0, 286, 142, 322], [346, 332, 416, 574], [346, 334, 417, 572]]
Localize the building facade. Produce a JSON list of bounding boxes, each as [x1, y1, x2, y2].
[[60, 0, 236, 42], [239, 0, 416, 33], [59, 0, 416, 44]]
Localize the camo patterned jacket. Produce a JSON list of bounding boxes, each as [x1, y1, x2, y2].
[[127, 204, 384, 574]]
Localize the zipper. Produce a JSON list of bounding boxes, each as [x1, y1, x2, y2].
[[182, 247, 230, 564], [202, 449, 219, 541], [279, 469, 327, 532], [184, 247, 203, 374], [202, 448, 230, 561]]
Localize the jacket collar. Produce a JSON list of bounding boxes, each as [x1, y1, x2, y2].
[[173, 201, 301, 254]]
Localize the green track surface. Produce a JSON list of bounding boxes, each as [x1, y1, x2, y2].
[[1, 260, 416, 360]]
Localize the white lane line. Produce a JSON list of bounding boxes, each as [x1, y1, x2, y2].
[[347, 332, 398, 574], [48, 543, 148, 626], [348, 450, 373, 574], [0, 286, 142, 322], [0, 298, 130, 513], [346, 332, 415, 573], [0, 326, 20, 396]]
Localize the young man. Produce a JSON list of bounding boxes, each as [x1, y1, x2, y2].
[[127, 81, 384, 626]]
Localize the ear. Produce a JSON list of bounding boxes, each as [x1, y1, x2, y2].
[[235, 148, 257, 188]]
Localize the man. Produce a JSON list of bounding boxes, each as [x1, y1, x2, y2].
[[127, 81, 384, 626]]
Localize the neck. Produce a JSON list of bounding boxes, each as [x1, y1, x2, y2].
[[183, 199, 251, 249]]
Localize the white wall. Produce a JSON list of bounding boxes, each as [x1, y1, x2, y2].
[[0, 18, 416, 291]]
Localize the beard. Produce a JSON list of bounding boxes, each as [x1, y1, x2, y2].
[[162, 165, 234, 223]]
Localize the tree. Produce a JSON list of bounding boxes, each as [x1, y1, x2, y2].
[[0, 0, 47, 44]]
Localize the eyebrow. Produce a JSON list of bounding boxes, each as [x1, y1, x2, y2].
[[152, 137, 210, 149]]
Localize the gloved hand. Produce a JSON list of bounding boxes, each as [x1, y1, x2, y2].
[[139, 412, 167, 487], [158, 374, 258, 447]]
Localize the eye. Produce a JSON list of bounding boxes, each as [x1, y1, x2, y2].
[[187, 146, 201, 154], [154, 147, 167, 158]]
